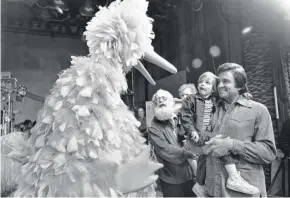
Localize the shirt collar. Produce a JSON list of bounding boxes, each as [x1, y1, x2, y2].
[[218, 95, 252, 108], [236, 96, 252, 108]]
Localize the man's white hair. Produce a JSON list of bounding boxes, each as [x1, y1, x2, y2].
[[151, 89, 174, 107], [178, 83, 197, 98]]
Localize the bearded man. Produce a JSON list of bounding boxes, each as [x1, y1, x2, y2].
[[148, 89, 196, 197]]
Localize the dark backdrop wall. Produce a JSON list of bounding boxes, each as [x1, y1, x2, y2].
[[1, 32, 87, 122]]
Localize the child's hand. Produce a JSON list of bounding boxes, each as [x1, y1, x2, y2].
[[191, 131, 199, 143]]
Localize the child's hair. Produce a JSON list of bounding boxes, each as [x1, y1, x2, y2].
[[198, 72, 218, 95]]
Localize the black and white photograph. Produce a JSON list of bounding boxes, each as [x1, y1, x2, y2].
[[1, 0, 290, 197]]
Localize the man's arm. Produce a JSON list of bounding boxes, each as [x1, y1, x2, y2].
[[231, 105, 277, 164], [180, 95, 199, 136], [148, 126, 194, 165]]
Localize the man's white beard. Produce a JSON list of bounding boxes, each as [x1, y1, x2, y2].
[[154, 106, 175, 121]]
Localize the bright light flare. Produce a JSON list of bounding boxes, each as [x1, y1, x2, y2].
[[277, 0, 290, 20], [242, 26, 253, 35], [55, 6, 63, 14], [192, 58, 202, 69], [209, 46, 221, 57], [277, 0, 290, 9]]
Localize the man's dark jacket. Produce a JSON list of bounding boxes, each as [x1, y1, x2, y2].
[[148, 117, 194, 184]]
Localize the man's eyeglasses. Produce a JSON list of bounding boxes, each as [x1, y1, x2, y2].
[[154, 96, 168, 104]]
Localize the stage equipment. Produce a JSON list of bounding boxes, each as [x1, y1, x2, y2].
[[1, 72, 18, 136], [1, 72, 45, 136]]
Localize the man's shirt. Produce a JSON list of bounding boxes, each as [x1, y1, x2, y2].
[[206, 96, 277, 197]]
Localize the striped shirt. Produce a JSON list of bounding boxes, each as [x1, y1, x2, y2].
[[202, 99, 213, 131]]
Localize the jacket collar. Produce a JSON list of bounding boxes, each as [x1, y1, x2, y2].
[[196, 93, 210, 100]]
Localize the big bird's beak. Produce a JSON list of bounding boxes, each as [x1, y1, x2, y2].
[[134, 50, 177, 85], [144, 50, 177, 74], [135, 61, 156, 85]]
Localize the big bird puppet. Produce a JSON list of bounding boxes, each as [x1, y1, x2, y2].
[[1, 0, 178, 197]]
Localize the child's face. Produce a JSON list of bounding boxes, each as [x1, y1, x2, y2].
[[198, 76, 214, 97]]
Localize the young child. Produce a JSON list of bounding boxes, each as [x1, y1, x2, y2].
[[177, 84, 198, 175], [180, 72, 259, 196]]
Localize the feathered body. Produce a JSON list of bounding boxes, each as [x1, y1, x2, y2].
[[1, 132, 30, 196], [3, 0, 174, 197]]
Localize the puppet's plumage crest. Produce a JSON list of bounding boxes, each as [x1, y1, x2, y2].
[[85, 0, 177, 84]]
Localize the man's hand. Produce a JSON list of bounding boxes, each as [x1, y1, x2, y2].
[[183, 140, 207, 155], [205, 135, 234, 157], [116, 147, 163, 194]]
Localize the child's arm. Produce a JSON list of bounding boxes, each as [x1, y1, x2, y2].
[[192, 131, 211, 147], [180, 95, 199, 137]]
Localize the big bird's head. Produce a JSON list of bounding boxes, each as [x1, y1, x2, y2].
[[84, 0, 177, 85]]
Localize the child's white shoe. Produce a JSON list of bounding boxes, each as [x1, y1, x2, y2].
[[192, 183, 206, 197], [226, 171, 260, 195]]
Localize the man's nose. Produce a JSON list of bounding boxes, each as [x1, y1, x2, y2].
[[218, 81, 224, 88], [159, 98, 165, 102]]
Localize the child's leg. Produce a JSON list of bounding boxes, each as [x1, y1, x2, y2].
[[196, 155, 207, 186], [220, 155, 241, 179], [220, 155, 260, 195], [224, 163, 240, 179], [187, 159, 197, 176], [192, 155, 207, 197]]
